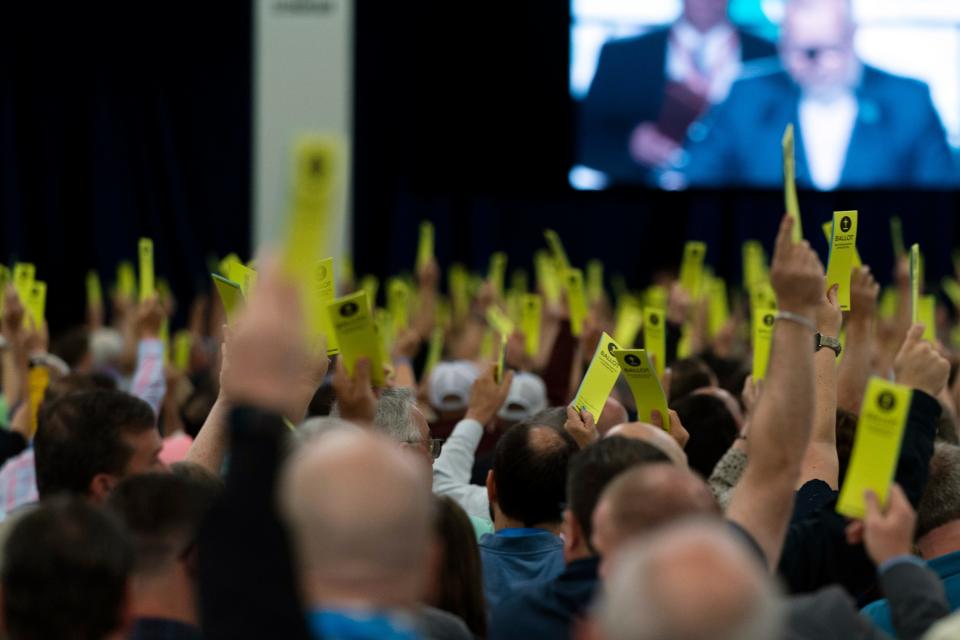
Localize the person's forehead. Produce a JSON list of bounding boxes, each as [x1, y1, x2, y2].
[[785, 4, 849, 41]]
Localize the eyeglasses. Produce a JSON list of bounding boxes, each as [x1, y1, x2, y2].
[[405, 438, 444, 459]]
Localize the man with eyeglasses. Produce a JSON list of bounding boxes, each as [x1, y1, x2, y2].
[[374, 387, 440, 467], [684, 0, 956, 189]]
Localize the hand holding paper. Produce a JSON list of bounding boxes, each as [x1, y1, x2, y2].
[[649, 408, 690, 448], [770, 215, 825, 316], [332, 356, 377, 424], [893, 323, 950, 397], [845, 483, 916, 566], [564, 404, 598, 449], [465, 361, 513, 426]]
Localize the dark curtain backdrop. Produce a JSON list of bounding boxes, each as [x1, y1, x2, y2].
[[1, 2, 251, 333], [1, 1, 958, 335]]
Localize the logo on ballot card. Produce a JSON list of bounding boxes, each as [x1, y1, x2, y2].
[[877, 391, 896, 412], [840, 216, 852, 233], [624, 354, 641, 367], [340, 301, 359, 317], [763, 313, 775, 327]]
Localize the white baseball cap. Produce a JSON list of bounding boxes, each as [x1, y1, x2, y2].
[[498, 372, 548, 422], [429, 360, 479, 412]]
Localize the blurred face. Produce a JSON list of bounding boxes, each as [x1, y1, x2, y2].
[[404, 407, 434, 469], [781, 0, 858, 95], [683, 0, 730, 32]]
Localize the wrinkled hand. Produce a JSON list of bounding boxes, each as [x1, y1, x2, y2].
[[136, 296, 166, 339], [650, 408, 690, 449], [850, 266, 880, 321], [219, 258, 330, 422], [770, 215, 825, 316], [465, 362, 513, 426], [894, 324, 950, 397], [629, 122, 681, 168], [816, 284, 842, 337], [845, 483, 916, 566], [332, 356, 377, 424], [565, 405, 598, 449]]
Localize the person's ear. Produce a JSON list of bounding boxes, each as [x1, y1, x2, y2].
[[88, 473, 117, 504], [486, 469, 497, 506]]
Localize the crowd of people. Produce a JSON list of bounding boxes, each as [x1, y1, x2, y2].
[[0, 213, 959, 639]]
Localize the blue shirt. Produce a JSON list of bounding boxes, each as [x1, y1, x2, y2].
[[308, 609, 419, 640], [861, 550, 960, 634], [488, 555, 600, 640], [479, 528, 565, 613]]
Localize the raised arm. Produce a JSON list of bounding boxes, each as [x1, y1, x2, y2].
[[726, 214, 824, 569], [837, 266, 880, 413], [798, 285, 841, 489], [129, 296, 168, 418]]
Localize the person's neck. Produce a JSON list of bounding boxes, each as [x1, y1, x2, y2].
[[681, 17, 730, 36], [918, 520, 960, 560], [131, 571, 198, 627], [493, 509, 561, 535]]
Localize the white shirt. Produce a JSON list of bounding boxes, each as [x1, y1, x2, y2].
[[665, 20, 742, 104], [432, 418, 491, 521], [799, 90, 859, 191]]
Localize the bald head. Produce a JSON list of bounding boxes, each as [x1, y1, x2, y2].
[[280, 430, 433, 608], [597, 520, 783, 640], [597, 398, 629, 436], [605, 422, 687, 468], [592, 464, 719, 563]]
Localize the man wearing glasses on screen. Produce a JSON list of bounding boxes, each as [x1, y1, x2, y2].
[[578, 0, 777, 188], [683, 0, 957, 189]]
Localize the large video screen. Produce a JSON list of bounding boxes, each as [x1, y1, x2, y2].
[[570, 0, 960, 190]]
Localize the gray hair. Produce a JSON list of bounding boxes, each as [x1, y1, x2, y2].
[[597, 518, 784, 640], [373, 387, 422, 444], [918, 443, 960, 539], [291, 416, 361, 451]]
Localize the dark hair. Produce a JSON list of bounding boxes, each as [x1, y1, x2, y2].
[[179, 378, 218, 440], [107, 472, 220, 576], [671, 394, 738, 478], [51, 328, 91, 370], [431, 496, 486, 637], [667, 358, 715, 402], [492, 423, 578, 526], [567, 436, 671, 551], [523, 406, 567, 430], [2, 497, 133, 640], [35, 390, 157, 498], [42, 373, 116, 412]]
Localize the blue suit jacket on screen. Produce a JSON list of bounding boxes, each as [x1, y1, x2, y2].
[[683, 65, 958, 188]]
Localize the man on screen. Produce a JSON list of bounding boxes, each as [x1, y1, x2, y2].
[[684, 0, 958, 189], [578, 0, 777, 187]]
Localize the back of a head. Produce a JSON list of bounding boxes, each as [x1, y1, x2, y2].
[[107, 472, 220, 578], [35, 389, 157, 499], [596, 465, 720, 553], [668, 358, 716, 403], [567, 436, 670, 550], [918, 443, 960, 540], [493, 422, 579, 526], [671, 393, 738, 478], [373, 387, 421, 444], [2, 497, 133, 640], [280, 430, 433, 605], [51, 327, 91, 371], [598, 519, 783, 640], [431, 496, 486, 637]]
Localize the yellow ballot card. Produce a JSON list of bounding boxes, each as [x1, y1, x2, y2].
[[571, 332, 622, 422], [520, 294, 542, 357], [782, 123, 803, 243], [211, 274, 244, 323], [448, 265, 469, 319], [486, 305, 515, 337], [614, 349, 670, 431], [12, 263, 35, 304], [679, 241, 707, 299], [218, 253, 242, 278], [566, 268, 588, 336], [890, 217, 906, 259], [587, 260, 604, 303], [173, 330, 192, 372], [360, 275, 379, 308], [117, 261, 136, 300], [910, 244, 921, 326], [138, 238, 154, 302], [837, 377, 913, 518], [227, 262, 258, 299], [387, 278, 410, 333], [943, 278, 960, 310], [742, 241, 769, 293], [422, 327, 444, 378], [494, 335, 508, 384], [919, 295, 936, 343], [535, 251, 561, 304], [614, 296, 643, 349], [488, 252, 508, 299], [417, 221, 434, 271], [26, 281, 46, 328], [707, 276, 730, 338], [328, 291, 385, 387], [643, 307, 667, 378], [311, 258, 338, 354], [510, 270, 529, 296], [374, 309, 394, 368], [825, 211, 858, 311], [86, 270, 102, 310], [27, 366, 50, 440], [821, 220, 862, 268], [752, 308, 777, 381], [544, 229, 571, 273]]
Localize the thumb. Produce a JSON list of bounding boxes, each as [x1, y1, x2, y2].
[[863, 489, 882, 521], [650, 409, 664, 428], [355, 357, 372, 384], [904, 323, 926, 347], [566, 404, 580, 424], [584, 410, 596, 431], [826, 284, 839, 306]]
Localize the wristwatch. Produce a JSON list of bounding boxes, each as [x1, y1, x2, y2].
[[814, 333, 842, 357]]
